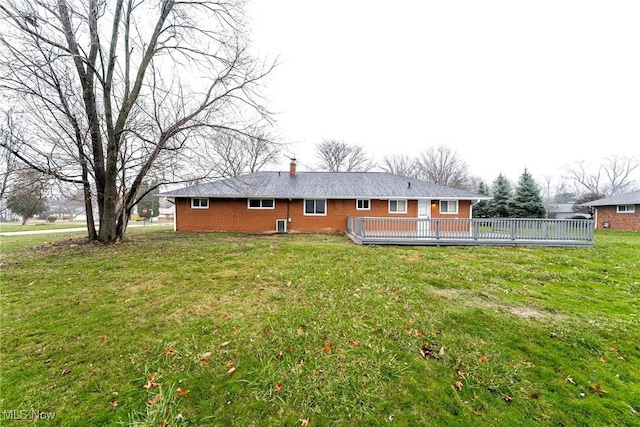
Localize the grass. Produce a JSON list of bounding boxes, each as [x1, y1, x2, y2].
[[0, 220, 90, 232], [1, 228, 639, 426]]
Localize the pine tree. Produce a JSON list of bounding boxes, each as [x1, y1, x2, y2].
[[472, 181, 491, 218], [510, 169, 547, 218], [489, 174, 512, 217]]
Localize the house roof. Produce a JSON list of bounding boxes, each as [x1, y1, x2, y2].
[[580, 190, 640, 206], [160, 171, 490, 200]]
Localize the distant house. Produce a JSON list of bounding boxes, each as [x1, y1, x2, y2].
[[546, 203, 589, 220], [160, 161, 489, 234], [581, 190, 640, 231]]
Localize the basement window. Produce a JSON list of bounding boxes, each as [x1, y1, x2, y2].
[[440, 200, 458, 214], [617, 204, 635, 213], [191, 198, 209, 209], [248, 199, 275, 209]]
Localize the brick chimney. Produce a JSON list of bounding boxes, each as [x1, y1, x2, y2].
[[289, 158, 297, 177]]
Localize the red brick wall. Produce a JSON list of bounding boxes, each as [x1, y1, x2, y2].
[[596, 205, 640, 231], [175, 198, 473, 233]]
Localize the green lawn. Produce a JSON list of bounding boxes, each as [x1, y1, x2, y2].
[[0, 220, 90, 233], [1, 229, 639, 426]]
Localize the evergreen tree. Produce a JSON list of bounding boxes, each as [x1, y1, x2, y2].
[[510, 169, 547, 218], [6, 171, 49, 224], [488, 174, 512, 217], [472, 181, 491, 218]]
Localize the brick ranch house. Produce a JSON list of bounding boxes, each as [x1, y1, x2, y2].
[[160, 161, 490, 234], [582, 190, 640, 231]]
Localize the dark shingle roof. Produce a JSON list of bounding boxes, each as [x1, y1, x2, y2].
[[161, 171, 489, 200], [581, 190, 640, 206]]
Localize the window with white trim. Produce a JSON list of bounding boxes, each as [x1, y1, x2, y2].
[[191, 198, 209, 209], [304, 199, 326, 215], [356, 199, 370, 210], [440, 200, 458, 214], [388, 199, 407, 214], [248, 199, 275, 209], [617, 204, 635, 213]]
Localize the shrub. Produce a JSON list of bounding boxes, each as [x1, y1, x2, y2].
[[46, 215, 57, 223]]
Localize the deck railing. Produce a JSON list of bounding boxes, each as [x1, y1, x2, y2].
[[346, 217, 594, 246]]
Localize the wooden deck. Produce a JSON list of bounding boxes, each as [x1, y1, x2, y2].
[[346, 217, 595, 247]]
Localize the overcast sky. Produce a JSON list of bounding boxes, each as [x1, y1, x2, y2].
[[247, 1, 640, 184]]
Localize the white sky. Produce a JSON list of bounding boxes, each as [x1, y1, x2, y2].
[[248, 0, 640, 183]]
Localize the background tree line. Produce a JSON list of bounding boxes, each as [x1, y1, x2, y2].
[[310, 139, 639, 218]]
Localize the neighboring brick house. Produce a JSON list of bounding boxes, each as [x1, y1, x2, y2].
[[582, 190, 640, 231], [160, 161, 490, 234]]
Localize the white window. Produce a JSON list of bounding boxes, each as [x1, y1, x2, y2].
[[388, 199, 407, 214], [191, 198, 209, 209], [356, 199, 370, 210], [248, 199, 275, 209], [617, 204, 635, 213], [440, 200, 458, 214], [304, 199, 326, 216]]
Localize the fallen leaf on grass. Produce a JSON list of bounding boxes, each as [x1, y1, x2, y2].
[[297, 326, 305, 336], [592, 384, 607, 396], [323, 342, 332, 354], [299, 418, 309, 426], [147, 394, 162, 406], [275, 383, 283, 393], [565, 376, 575, 384], [528, 392, 541, 398], [220, 341, 230, 347], [479, 354, 488, 363], [226, 367, 236, 376], [202, 358, 211, 365], [351, 340, 360, 347], [454, 381, 463, 391], [175, 387, 189, 397], [457, 371, 466, 380], [143, 373, 159, 389], [110, 400, 118, 408], [225, 360, 234, 368], [501, 394, 513, 403], [61, 369, 71, 376], [420, 343, 441, 360], [164, 348, 175, 356]]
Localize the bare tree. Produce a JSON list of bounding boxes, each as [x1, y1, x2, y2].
[[205, 128, 281, 178], [0, 0, 275, 242], [380, 153, 420, 178], [315, 140, 374, 172], [564, 155, 639, 197], [416, 145, 471, 190], [601, 155, 640, 195], [0, 111, 20, 206]]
